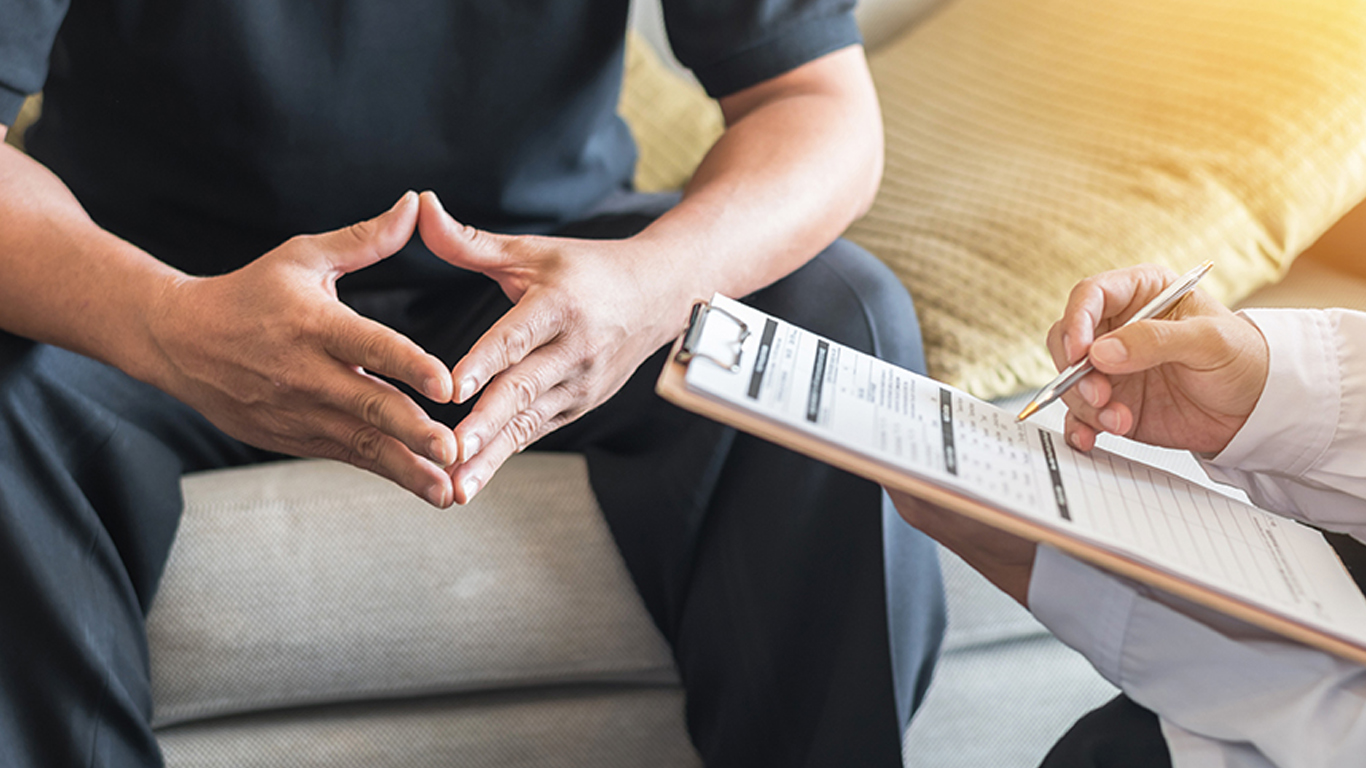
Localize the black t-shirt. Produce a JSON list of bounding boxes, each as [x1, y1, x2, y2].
[[0, 0, 859, 284]]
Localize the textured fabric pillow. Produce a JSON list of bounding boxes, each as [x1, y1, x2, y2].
[[3, 93, 40, 152], [848, 0, 1366, 398], [620, 34, 725, 194], [619, 1, 1366, 399]]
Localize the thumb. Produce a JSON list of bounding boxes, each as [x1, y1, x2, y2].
[[417, 190, 514, 273], [316, 191, 420, 275], [1089, 316, 1238, 376]]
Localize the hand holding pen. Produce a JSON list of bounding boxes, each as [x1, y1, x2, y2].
[[1022, 263, 1269, 455]]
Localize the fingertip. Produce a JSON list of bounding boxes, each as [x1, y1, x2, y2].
[[455, 375, 479, 404], [1066, 425, 1094, 452], [1097, 403, 1132, 436], [419, 189, 442, 211], [417, 190, 464, 260], [452, 472, 482, 505], [1064, 413, 1096, 451], [427, 429, 457, 468], [369, 191, 420, 255], [457, 431, 482, 464], [418, 190, 455, 227], [381, 191, 418, 229], [1076, 376, 1098, 408], [424, 477, 454, 509], [422, 370, 453, 404], [1078, 372, 1113, 409], [1090, 337, 1128, 368]]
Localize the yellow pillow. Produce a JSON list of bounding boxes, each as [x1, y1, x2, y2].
[[4, 93, 41, 152], [619, 34, 725, 194], [848, 0, 1366, 398]]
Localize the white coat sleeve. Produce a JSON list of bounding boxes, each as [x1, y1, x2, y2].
[[1200, 308, 1366, 541], [1028, 308, 1366, 768], [1031, 547, 1366, 768]]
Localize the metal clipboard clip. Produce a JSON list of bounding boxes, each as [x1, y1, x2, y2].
[[675, 301, 750, 372]]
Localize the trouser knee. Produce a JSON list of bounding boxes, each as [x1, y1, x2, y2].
[[1041, 695, 1172, 768], [747, 239, 925, 374]]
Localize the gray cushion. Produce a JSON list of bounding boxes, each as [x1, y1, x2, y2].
[[157, 687, 698, 768], [903, 629, 1117, 767], [149, 455, 678, 729]]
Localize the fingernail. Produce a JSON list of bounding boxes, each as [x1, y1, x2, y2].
[[1077, 378, 1098, 407], [424, 377, 449, 402], [461, 433, 481, 463], [426, 482, 450, 508], [1092, 338, 1127, 365], [1068, 430, 1084, 450], [461, 476, 481, 503], [428, 434, 453, 466], [1098, 408, 1122, 433], [391, 191, 414, 212], [456, 377, 478, 404]]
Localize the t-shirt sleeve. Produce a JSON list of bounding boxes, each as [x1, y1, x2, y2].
[[0, 0, 70, 125], [660, 0, 862, 98]]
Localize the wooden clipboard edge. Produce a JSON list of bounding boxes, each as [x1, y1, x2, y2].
[[656, 335, 1366, 668]]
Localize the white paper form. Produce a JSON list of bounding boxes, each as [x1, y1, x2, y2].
[[682, 296, 1366, 647]]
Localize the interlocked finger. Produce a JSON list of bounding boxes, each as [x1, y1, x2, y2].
[[317, 361, 456, 466], [453, 344, 574, 462], [301, 410, 454, 507], [452, 299, 565, 404], [450, 383, 579, 504], [322, 309, 451, 403], [1063, 411, 1100, 452]]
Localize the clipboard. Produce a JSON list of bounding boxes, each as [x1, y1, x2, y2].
[[657, 295, 1366, 667]]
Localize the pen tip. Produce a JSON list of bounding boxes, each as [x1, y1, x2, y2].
[[1016, 402, 1038, 422]]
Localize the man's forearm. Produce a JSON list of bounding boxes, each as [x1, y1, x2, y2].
[[0, 135, 182, 382], [630, 45, 884, 322], [0, 147, 461, 504]]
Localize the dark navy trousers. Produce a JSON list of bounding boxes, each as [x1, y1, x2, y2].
[[0, 199, 946, 767]]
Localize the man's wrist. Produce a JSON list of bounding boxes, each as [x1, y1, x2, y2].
[[96, 253, 192, 390], [620, 229, 724, 338]]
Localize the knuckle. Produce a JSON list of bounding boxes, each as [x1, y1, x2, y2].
[[298, 303, 332, 339], [1195, 317, 1240, 361], [268, 366, 307, 397], [348, 424, 386, 462], [356, 388, 389, 427], [461, 223, 488, 248], [1150, 263, 1179, 281], [557, 301, 587, 332], [562, 375, 592, 402], [506, 410, 543, 449], [508, 374, 540, 410], [343, 220, 372, 248], [1070, 275, 1100, 302], [540, 408, 578, 438], [500, 322, 539, 364], [348, 326, 389, 368]]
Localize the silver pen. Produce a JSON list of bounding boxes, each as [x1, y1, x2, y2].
[[1016, 260, 1215, 422]]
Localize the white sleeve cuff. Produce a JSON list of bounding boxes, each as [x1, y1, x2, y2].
[[1207, 309, 1339, 477], [1027, 544, 1140, 687]]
